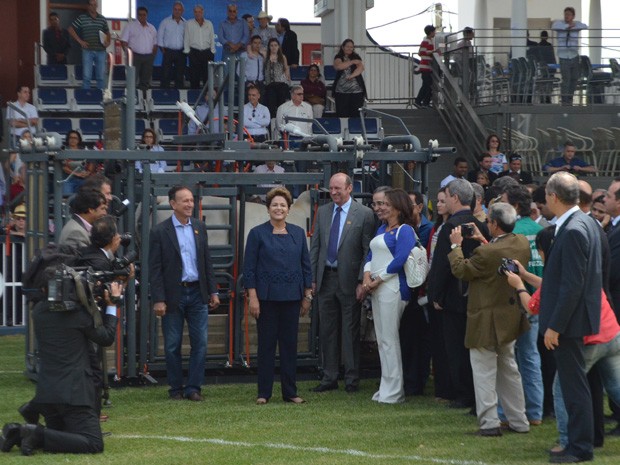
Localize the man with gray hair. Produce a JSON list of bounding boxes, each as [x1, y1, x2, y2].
[[427, 178, 489, 410], [448, 202, 531, 436], [275, 85, 313, 136], [540, 171, 601, 462]]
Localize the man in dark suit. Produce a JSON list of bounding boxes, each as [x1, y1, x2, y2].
[[467, 153, 498, 184], [605, 178, 620, 317], [59, 188, 108, 251], [0, 267, 120, 455], [275, 18, 299, 67], [149, 185, 220, 401], [498, 154, 533, 185], [427, 178, 489, 408], [449, 202, 531, 436], [540, 172, 602, 463], [310, 173, 375, 393]]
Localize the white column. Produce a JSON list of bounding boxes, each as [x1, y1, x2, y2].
[[474, 0, 489, 55], [510, 0, 527, 59], [589, 0, 602, 64]]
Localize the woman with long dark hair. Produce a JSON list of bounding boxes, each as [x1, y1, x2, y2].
[[362, 188, 416, 403], [263, 38, 290, 117], [332, 39, 367, 117]]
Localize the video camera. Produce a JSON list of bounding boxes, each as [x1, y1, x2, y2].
[[47, 251, 136, 312]]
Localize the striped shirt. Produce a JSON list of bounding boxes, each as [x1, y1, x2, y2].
[[71, 13, 109, 51], [418, 36, 435, 72]]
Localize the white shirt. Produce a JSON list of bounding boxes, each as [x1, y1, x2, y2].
[[254, 163, 285, 189], [276, 100, 313, 135], [243, 102, 270, 136], [6, 101, 38, 137], [121, 20, 157, 55], [184, 19, 215, 54], [158, 16, 185, 50]]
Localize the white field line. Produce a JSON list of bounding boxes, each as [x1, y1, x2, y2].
[[117, 434, 492, 465]]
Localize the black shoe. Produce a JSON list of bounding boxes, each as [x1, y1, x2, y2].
[[0, 423, 22, 452], [169, 393, 184, 400], [345, 385, 359, 393], [20, 424, 42, 456], [475, 427, 502, 437], [548, 452, 592, 463], [449, 399, 472, 409], [18, 402, 39, 424], [311, 382, 338, 393]]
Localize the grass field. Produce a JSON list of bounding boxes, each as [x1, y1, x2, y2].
[[1, 334, 619, 464]]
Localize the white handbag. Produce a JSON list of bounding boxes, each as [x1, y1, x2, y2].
[[396, 225, 429, 288]]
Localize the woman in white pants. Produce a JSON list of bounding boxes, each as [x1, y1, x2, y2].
[[363, 188, 417, 403]]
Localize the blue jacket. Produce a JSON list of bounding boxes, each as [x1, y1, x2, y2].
[[244, 221, 312, 301]]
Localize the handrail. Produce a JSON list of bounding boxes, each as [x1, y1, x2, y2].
[[432, 52, 487, 162]]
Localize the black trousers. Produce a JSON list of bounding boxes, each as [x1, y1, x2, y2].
[[334, 92, 364, 118], [264, 82, 290, 118], [416, 72, 433, 106], [399, 298, 431, 395], [161, 48, 186, 89], [37, 403, 103, 454], [555, 335, 594, 459], [442, 310, 474, 406], [188, 48, 214, 89], [429, 307, 454, 399]]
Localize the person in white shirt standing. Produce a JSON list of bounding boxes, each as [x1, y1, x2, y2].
[[552, 7, 587, 105], [157, 1, 186, 89], [183, 4, 215, 89], [243, 85, 270, 143], [121, 6, 158, 92]]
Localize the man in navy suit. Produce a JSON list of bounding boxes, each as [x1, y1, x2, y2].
[[605, 178, 620, 317], [540, 172, 602, 463], [149, 185, 220, 401]]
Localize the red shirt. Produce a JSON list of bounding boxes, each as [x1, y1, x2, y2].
[[529, 288, 619, 344]]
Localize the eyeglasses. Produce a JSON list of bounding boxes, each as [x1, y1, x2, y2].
[[371, 201, 391, 208]]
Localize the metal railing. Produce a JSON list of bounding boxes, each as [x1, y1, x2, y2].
[[0, 236, 27, 329]]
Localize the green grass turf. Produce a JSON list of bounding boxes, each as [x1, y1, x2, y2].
[[1, 334, 619, 464]]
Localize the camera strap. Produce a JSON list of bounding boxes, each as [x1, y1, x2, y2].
[[64, 266, 103, 328]]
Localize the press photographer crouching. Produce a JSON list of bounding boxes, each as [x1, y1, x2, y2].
[[0, 220, 125, 456]]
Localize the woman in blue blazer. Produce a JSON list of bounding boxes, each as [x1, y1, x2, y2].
[[244, 187, 312, 404]]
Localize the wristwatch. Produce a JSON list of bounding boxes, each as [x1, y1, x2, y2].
[[450, 243, 460, 250]]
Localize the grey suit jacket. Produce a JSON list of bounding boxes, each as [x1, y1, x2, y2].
[[58, 215, 90, 251], [310, 199, 375, 295]]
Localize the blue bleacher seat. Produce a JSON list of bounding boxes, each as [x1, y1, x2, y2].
[[112, 66, 126, 85], [290, 66, 309, 82], [187, 89, 203, 105], [347, 117, 382, 141], [37, 65, 70, 86], [73, 88, 103, 111], [78, 118, 104, 141], [157, 118, 181, 141], [41, 118, 74, 135], [147, 88, 182, 112], [312, 117, 343, 135], [323, 65, 337, 81], [35, 87, 71, 111], [135, 119, 147, 138]]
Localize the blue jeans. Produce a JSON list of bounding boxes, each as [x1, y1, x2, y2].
[[82, 49, 107, 89], [161, 286, 209, 397], [498, 315, 544, 422], [554, 333, 620, 448]]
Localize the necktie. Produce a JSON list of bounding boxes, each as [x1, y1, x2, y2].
[[327, 207, 342, 264], [257, 56, 260, 81]]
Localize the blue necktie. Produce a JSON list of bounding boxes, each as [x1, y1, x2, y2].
[[327, 207, 342, 264]]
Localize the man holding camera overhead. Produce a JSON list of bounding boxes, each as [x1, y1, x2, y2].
[[448, 202, 532, 437]]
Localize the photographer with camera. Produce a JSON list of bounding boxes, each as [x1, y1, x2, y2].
[[0, 263, 121, 455], [447, 202, 531, 436]]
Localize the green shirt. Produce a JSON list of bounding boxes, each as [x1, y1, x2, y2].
[[513, 217, 543, 292], [72, 13, 109, 51]]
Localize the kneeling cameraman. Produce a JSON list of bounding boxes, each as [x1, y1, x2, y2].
[[0, 234, 122, 456]]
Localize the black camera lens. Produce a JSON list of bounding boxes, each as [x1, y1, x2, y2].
[[119, 233, 132, 247]]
